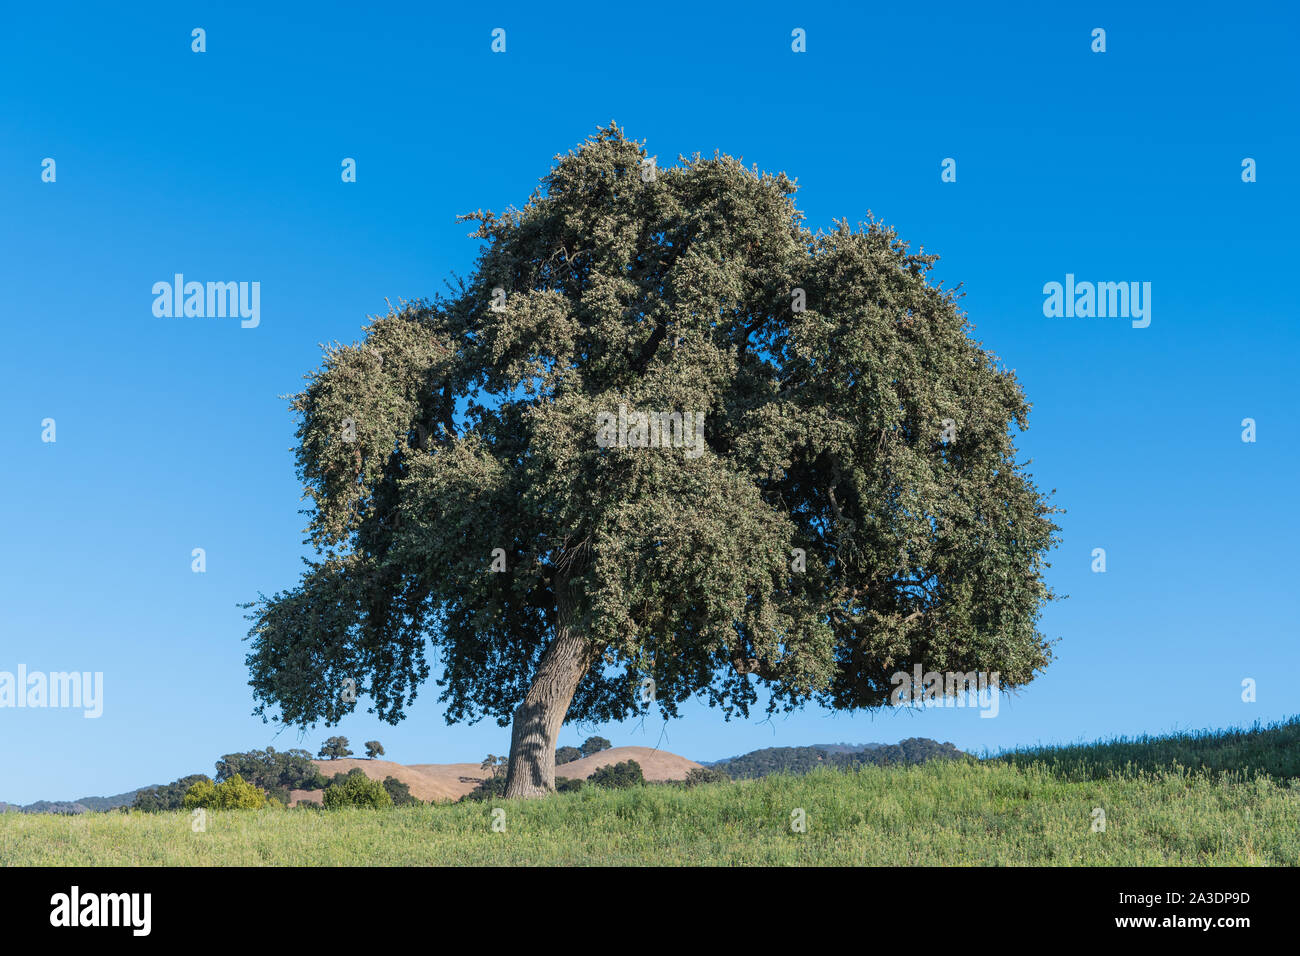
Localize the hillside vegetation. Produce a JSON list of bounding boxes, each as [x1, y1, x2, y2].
[[993, 717, 1300, 782], [711, 738, 967, 779]]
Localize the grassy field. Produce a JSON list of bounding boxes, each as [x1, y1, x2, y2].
[[992, 716, 1300, 783], [4, 756, 1298, 865]]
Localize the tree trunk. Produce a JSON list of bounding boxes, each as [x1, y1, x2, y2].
[[503, 589, 598, 799]]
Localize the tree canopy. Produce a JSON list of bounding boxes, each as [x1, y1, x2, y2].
[[245, 123, 1059, 796]]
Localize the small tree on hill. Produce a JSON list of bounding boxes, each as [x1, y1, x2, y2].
[[580, 736, 612, 758], [318, 736, 352, 760], [364, 740, 385, 759], [480, 754, 507, 779], [555, 745, 582, 766]]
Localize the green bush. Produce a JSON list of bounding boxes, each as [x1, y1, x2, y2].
[[556, 776, 584, 793], [588, 759, 643, 789], [684, 766, 731, 787], [323, 771, 392, 809], [182, 774, 267, 810], [459, 775, 507, 802], [555, 746, 582, 766], [382, 776, 418, 806]]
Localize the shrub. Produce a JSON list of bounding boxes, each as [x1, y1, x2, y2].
[[555, 746, 582, 766], [382, 776, 418, 806], [460, 776, 507, 802], [556, 776, 584, 793], [182, 774, 267, 810], [684, 766, 731, 787], [588, 759, 643, 789], [323, 771, 392, 809]]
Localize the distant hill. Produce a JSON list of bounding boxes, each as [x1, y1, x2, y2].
[[555, 746, 702, 782], [291, 747, 703, 805], [305, 758, 477, 803], [701, 742, 884, 765], [1, 788, 147, 815], [707, 738, 969, 779]]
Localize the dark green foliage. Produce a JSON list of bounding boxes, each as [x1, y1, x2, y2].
[[244, 124, 1059, 771], [460, 775, 508, 802], [579, 737, 612, 758], [132, 775, 211, 812], [588, 759, 644, 789], [556, 776, 584, 793], [323, 770, 391, 809], [215, 747, 327, 791], [994, 716, 1300, 782], [555, 746, 582, 765], [711, 738, 968, 779], [684, 766, 731, 787], [317, 736, 353, 760], [325, 768, 369, 788], [364, 740, 385, 759], [382, 776, 417, 806]]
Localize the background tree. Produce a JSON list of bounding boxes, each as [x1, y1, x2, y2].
[[382, 776, 417, 806], [588, 759, 643, 789], [555, 745, 582, 766], [579, 736, 612, 758], [480, 754, 507, 780], [317, 736, 352, 760], [216, 747, 326, 790], [132, 774, 210, 812], [364, 740, 385, 759], [245, 124, 1060, 798]]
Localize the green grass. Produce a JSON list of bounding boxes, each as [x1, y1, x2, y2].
[[991, 716, 1300, 783], [4, 758, 1298, 865]]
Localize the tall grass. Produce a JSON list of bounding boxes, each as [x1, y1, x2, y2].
[[991, 716, 1300, 783], [4, 758, 1297, 866]]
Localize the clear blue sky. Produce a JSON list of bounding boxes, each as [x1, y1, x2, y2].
[[2, 1, 1296, 803]]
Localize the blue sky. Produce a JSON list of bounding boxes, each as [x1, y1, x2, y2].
[[1, 1, 1296, 803]]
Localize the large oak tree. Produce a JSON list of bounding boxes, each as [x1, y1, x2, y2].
[[244, 124, 1059, 798]]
